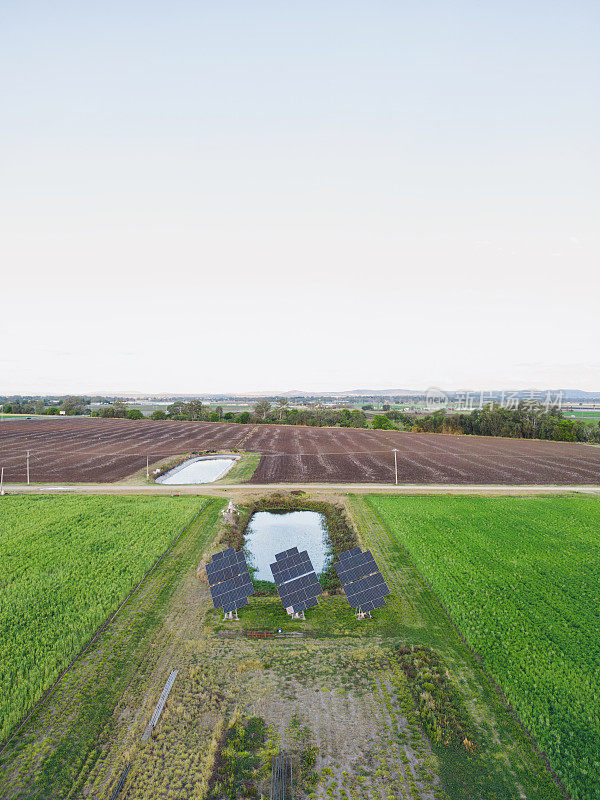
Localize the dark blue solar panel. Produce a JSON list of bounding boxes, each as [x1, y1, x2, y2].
[[275, 547, 299, 562], [205, 548, 255, 612], [338, 547, 362, 562], [270, 548, 322, 614], [334, 548, 390, 612]]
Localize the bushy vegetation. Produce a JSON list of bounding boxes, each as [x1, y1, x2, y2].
[[137, 397, 374, 428], [209, 715, 274, 799], [396, 645, 476, 751], [370, 494, 600, 800], [0, 495, 202, 744], [413, 401, 600, 443], [1, 395, 89, 415]]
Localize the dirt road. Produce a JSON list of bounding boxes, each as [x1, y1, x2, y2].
[[3, 481, 600, 497]]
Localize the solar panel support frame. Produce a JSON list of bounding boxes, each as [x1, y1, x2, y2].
[[286, 607, 306, 620], [334, 547, 391, 618], [270, 547, 322, 618], [205, 547, 255, 617]]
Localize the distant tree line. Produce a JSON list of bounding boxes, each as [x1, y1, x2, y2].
[[1, 396, 89, 415], [130, 399, 371, 427], [90, 400, 143, 420], [412, 402, 600, 444], [143, 399, 418, 430], [4, 395, 599, 444]]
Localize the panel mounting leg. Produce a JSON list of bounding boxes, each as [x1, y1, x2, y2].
[[223, 610, 239, 621], [286, 608, 306, 620]]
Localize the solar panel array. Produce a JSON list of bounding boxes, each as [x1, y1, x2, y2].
[[334, 547, 390, 612], [270, 547, 323, 614], [205, 548, 254, 613]]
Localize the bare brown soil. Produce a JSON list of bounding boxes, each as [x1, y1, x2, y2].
[[1, 418, 599, 484]]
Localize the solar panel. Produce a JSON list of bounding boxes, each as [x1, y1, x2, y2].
[[270, 548, 323, 615], [334, 548, 390, 614], [205, 548, 255, 614], [275, 547, 299, 561]]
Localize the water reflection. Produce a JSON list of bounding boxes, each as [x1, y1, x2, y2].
[[245, 511, 328, 581], [156, 456, 235, 484]]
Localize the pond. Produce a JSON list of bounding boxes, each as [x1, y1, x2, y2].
[[245, 510, 329, 581], [156, 456, 236, 484]]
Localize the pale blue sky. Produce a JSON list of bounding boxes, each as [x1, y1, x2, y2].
[[1, 2, 598, 393]]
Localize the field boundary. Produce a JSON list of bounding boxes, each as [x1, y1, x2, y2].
[[4, 482, 600, 496], [0, 500, 210, 757]]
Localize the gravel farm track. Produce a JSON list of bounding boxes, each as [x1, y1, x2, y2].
[[1, 418, 600, 485]]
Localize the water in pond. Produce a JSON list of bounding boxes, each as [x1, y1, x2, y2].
[[245, 511, 329, 581], [156, 457, 235, 484]]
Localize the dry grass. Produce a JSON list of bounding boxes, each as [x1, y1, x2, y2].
[[90, 638, 439, 800]]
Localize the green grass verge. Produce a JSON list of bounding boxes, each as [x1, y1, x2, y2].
[[368, 494, 600, 800], [216, 452, 261, 484], [208, 595, 405, 637]]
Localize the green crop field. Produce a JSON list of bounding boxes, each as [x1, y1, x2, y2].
[[369, 494, 600, 800], [0, 494, 202, 744], [566, 411, 600, 422]]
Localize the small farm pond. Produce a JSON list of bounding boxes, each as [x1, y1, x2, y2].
[[156, 456, 236, 484], [245, 511, 329, 581]]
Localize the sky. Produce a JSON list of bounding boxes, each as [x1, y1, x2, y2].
[[1, 1, 598, 395]]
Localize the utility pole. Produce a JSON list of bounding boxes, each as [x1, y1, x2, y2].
[[146, 455, 149, 479], [27, 450, 30, 486], [393, 448, 398, 485], [0, 467, 4, 495]]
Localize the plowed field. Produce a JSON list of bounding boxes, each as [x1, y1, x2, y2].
[[1, 419, 599, 484]]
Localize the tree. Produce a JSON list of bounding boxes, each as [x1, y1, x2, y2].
[[236, 411, 251, 423], [186, 400, 204, 421], [337, 409, 354, 427], [275, 398, 289, 420], [99, 400, 128, 418], [112, 400, 129, 418], [62, 396, 86, 415], [373, 414, 394, 430], [167, 401, 187, 418], [350, 410, 367, 427], [253, 400, 271, 420], [126, 409, 144, 420], [313, 402, 326, 426], [3, 404, 12, 414], [151, 410, 167, 420]]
